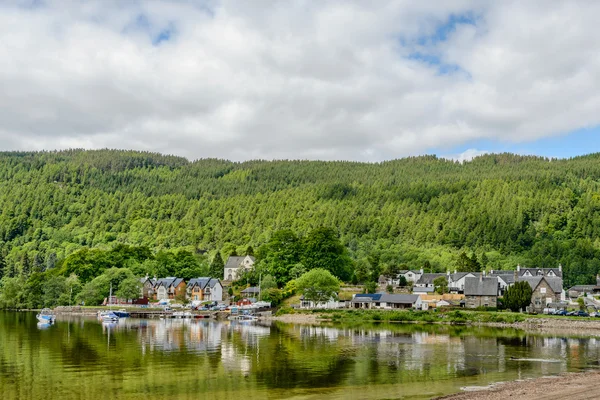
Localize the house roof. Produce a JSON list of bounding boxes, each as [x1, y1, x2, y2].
[[225, 256, 255, 269], [568, 285, 598, 292], [241, 286, 260, 294], [464, 277, 498, 296], [351, 293, 419, 305], [381, 294, 420, 304], [517, 276, 563, 294], [416, 273, 446, 285], [412, 286, 435, 293], [519, 268, 562, 278], [352, 293, 383, 302], [154, 277, 184, 289], [496, 274, 516, 285], [188, 277, 221, 289], [489, 268, 563, 278], [449, 272, 475, 283]]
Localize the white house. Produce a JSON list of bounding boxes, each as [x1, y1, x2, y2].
[[299, 295, 340, 309], [224, 255, 255, 281], [447, 272, 477, 293]]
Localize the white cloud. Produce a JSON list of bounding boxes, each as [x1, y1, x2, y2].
[[0, 0, 599, 161], [442, 148, 489, 163]]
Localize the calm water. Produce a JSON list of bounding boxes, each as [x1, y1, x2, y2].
[[1, 312, 600, 400]]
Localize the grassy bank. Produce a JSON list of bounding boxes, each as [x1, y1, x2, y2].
[[276, 308, 528, 324]]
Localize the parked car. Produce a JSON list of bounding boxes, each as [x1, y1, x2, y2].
[[554, 310, 568, 316], [197, 306, 208, 311], [575, 311, 590, 317], [566, 311, 576, 316]]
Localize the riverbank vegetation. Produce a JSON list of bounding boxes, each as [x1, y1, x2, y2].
[[277, 308, 528, 324], [3, 150, 600, 306]]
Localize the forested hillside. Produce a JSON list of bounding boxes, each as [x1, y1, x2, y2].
[[1, 149, 600, 294]]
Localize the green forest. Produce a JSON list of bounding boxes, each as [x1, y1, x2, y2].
[[1, 149, 600, 307]]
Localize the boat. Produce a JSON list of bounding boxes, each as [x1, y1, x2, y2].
[[100, 311, 119, 322], [113, 309, 130, 318], [36, 308, 56, 324], [228, 314, 258, 322], [172, 311, 193, 318]]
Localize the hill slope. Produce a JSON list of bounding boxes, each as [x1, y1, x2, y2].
[[1, 149, 600, 287]]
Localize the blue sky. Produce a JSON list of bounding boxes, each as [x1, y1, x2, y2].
[[435, 128, 600, 160]]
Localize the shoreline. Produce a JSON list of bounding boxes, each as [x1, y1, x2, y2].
[[434, 371, 600, 400], [270, 312, 600, 336]]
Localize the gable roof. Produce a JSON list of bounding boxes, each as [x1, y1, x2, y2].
[[519, 268, 562, 278], [464, 277, 498, 296], [518, 276, 562, 294], [416, 273, 446, 285], [154, 277, 184, 289], [188, 277, 222, 290], [225, 256, 255, 269], [449, 272, 475, 282], [241, 286, 260, 294]]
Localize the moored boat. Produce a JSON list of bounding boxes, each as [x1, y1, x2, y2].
[[113, 309, 130, 318], [36, 308, 56, 324], [100, 311, 119, 322]]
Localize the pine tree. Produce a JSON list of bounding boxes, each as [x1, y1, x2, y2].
[[209, 252, 224, 278], [33, 253, 44, 273], [0, 252, 6, 280], [21, 254, 31, 277]]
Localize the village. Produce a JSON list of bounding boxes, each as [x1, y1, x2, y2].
[[127, 254, 600, 317]]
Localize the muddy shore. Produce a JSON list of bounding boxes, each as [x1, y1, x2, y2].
[[435, 371, 600, 400]]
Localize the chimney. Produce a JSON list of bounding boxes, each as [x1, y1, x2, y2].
[[454, 269, 457, 274], [420, 268, 424, 275], [558, 264, 562, 272], [490, 269, 494, 275], [517, 264, 521, 272], [479, 273, 483, 282], [447, 270, 450, 277]]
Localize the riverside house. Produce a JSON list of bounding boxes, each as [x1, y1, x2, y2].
[[187, 278, 223, 302], [464, 276, 498, 308], [351, 293, 423, 310], [519, 275, 563, 313], [153, 277, 186, 301], [224, 255, 255, 281]]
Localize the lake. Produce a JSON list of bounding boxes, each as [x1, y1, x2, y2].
[[1, 311, 599, 399]]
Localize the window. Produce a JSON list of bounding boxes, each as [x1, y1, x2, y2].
[[540, 287, 546, 294]]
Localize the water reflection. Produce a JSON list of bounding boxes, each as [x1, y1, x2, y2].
[[2, 312, 600, 400]]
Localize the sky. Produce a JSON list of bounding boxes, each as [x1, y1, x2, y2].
[[1, 0, 599, 162]]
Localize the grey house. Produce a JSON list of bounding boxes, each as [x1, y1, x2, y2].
[[464, 276, 498, 308]]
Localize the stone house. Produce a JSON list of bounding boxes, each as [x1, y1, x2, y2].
[[224, 255, 255, 281], [464, 276, 498, 308], [518, 276, 563, 313]]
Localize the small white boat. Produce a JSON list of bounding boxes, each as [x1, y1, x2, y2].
[[36, 308, 56, 324], [173, 311, 194, 318], [99, 311, 119, 322], [228, 314, 258, 322]]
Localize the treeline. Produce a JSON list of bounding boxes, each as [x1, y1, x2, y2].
[[1, 149, 600, 292]]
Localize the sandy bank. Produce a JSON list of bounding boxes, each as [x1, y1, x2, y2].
[[436, 371, 600, 400]]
